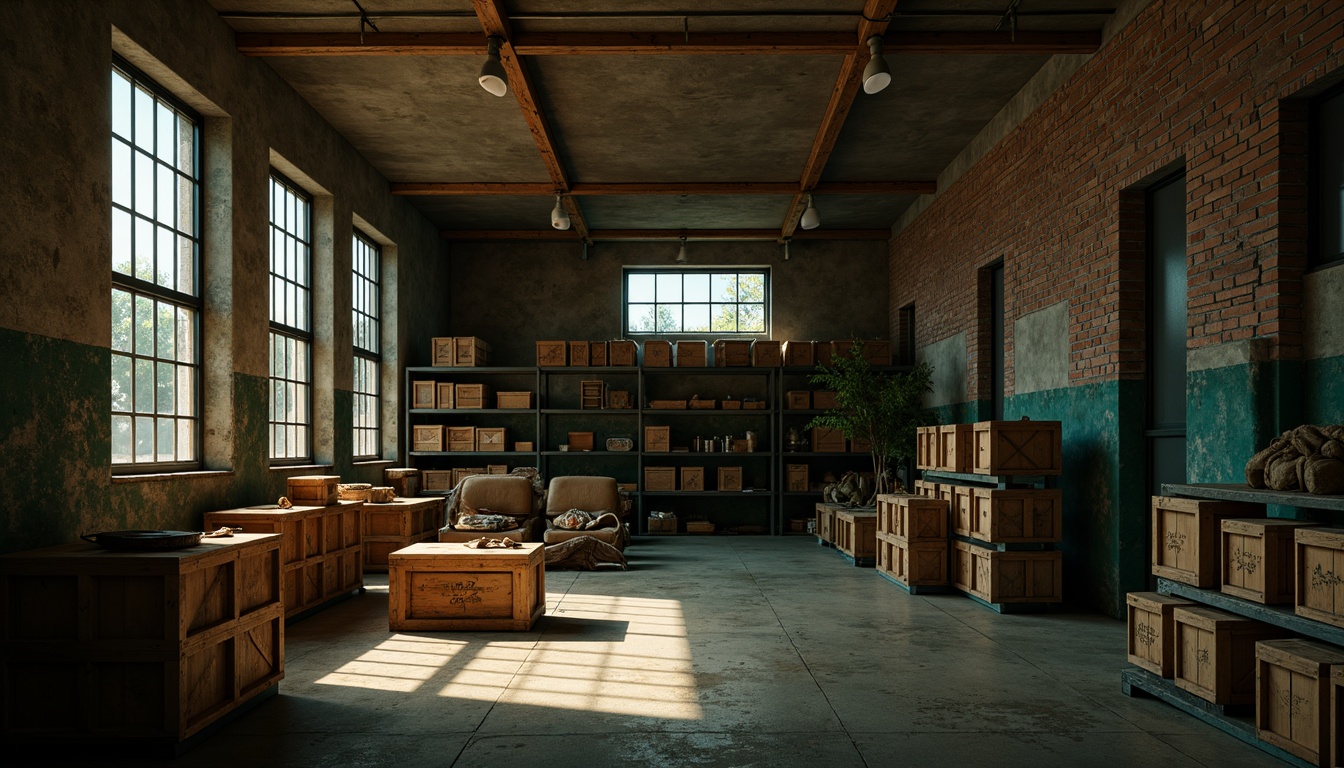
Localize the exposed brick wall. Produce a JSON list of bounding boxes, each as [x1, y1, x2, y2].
[[890, 0, 1344, 397]]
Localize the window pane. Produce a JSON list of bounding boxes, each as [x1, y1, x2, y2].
[[134, 294, 153, 354], [112, 208, 132, 275], [134, 415, 154, 462], [712, 274, 736, 301], [156, 162, 174, 227], [156, 361, 174, 414], [625, 270, 769, 336], [177, 235, 194, 295], [133, 87, 154, 151], [156, 103, 175, 164], [112, 140, 131, 209], [111, 354, 132, 412], [656, 273, 682, 302], [684, 274, 709, 302], [711, 303, 735, 332], [628, 304, 654, 332], [156, 226, 174, 289], [112, 414, 132, 463], [111, 71, 131, 137], [177, 419, 194, 461], [156, 300, 174, 358], [177, 307, 194, 363], [111, 289, 132, 352], [684, 304, 710, 332], [177, 113, 194, 174], [134, 150, 154, 216], [134, 358, 154, 413], [740, 274, 765, 301], [177, 174, 194, 236], [656, 304, 682, 332], [134, 216, 153, 282], [156, 417, 175, 462], [628, 273, 655, 302], [739, 303, 765, 332], [177, 364, 193, 416]]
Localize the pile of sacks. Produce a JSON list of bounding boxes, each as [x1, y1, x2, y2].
[[1246, 424, 1344, 495]]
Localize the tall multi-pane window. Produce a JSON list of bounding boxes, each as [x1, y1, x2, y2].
[[268, 173, 312, 461], [110, 58, 201, 469], [352, 231, 381, 459], [1314, 83, 1344, 267], [624, 269, 768, 335]]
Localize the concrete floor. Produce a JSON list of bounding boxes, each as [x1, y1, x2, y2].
[[26, 536, 1286, 767]]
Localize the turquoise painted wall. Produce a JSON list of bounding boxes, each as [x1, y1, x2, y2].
[[1187, 359, 1305, 485], [1306, 355, 1344, 425]]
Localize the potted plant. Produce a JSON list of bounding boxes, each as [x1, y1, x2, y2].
[[806, 342, 935, 500]]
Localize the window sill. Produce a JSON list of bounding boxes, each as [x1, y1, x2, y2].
[[353, 459, 396, 468], [112, 470, 234, 485], [269, 463, 335, 472]]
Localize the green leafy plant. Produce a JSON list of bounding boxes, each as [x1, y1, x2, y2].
[[806, 342, 935, 497]]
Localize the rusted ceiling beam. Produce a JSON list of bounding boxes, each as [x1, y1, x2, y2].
[[235, 30, 1101, 57], [440, 229, 891, 241], [392, 180, 935, 196]]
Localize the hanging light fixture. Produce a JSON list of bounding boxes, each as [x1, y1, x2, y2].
[[862, 36, 891, 95], [550, 195, 571, 230], [675, 236, 689, 264], [479, 36, 508, 97], [782, 239, 791, 261], [799, 195, 820, 230]]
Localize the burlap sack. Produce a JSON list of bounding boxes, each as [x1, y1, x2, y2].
[[1304, 457, 1344, 495], [1265, 452, 1303, 492], [1322, 439, 1344, 461]]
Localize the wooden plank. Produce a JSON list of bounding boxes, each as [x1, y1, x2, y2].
[[1162, 483, 1344, 512], [919, 469, 1048, 488], [440, 228, 893, 241], [885, 31, 1102, 55], [236, 32, 483, 56], [1158, 577, 1344, 647]]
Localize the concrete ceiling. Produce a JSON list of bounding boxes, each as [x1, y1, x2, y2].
[[209, 0, 1118, 240]]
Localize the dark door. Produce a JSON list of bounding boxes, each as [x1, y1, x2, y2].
[[990, 263, 1005, 420], [1147, 173, 1188, 498]]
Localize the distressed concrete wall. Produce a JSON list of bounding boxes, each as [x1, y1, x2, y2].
[[918, 333, 968, 408], [1305, 264, 1344, 424], [1015, 301, 1069, 395], [0, 0, 448, 553], [448, 239, 888, 365]]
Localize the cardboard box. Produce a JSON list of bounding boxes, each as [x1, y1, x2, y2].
[[536, 340, 567, 366], [644, 425, 671, 453], [680, 467, 705, 492], [712, 339, 751, 367]]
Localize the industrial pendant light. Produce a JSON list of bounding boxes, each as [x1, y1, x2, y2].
[[550, 195, 571, 230], [862, 36, 891, 95], [782, 239, 791, 261], [799, 195, 820, 230], [675, 236, 689, 264], [479, 36, 508, 97]]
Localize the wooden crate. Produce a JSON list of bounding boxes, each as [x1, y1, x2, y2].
[[647, 516, 677, 534], [204, 502, 363, 619], [422, 469, 452, 491], [361, 497, 445, 572], [566, 431, 594, 452], [891, 495, 948, 542], [453, 336, 490, 366], [287, 474, 339, 506], [436, 382, 455, 409], [861, 340, 892, 366], [816, 341, 836, 366], [689, 397, 716, 409], [643, 339, 672, 367], [785, 391, 811, 410], [644, 466, 676, 492], [412, 424, 443, 452], [722, 400, 741, 410], [681, 466, 705, 492], [752, 339, 782, 366], [834, 510, 877, 564], [1296, 527, 1344, 629], [1221, 518, 1316, 605], [431, 337, 455, 367], [916, 426, 938, 470], [454, 383, 492, 409], [497, 391, 533, 409], [676, 340, 708, 366], [644, 425, 671, 452], [608, 390, 633, 409], [1172, 604, 1289, 705], [937, 423, 973, 473], [812, 426, 846, 453], [589, 340, 609, 366], [448, 426, 477, 452], [879, 538, 948, 588], [783, 340, 814, 367], [970, 488, 1064, 544], [1255, 638, 1344, 764], [1126, 591, 1195, 677], [568, 340, 590, 366], [786, 464, 808, 492], [476, 427, 506, 451], [816, 503, 839, 546], [0, 534, 284, 747], [686, 521, 716, 534], [487, 465, 508, 475], [609, 339, 637, 366], [951, 540, 1062, 605], [717, 466, 743, 492], [851, 436, 872, 453], [951, 485, 975, 538], [913, 478, 938, 498], [412, 380, 436, 409], [514, 441, 535, 452], [648, 399, 687, 409], [452, 468, 485, 486], [712, 339, 751, 367], [1152, 496, 1262, 587], [388, 542, 545, 631], [812, 391, 839, 410], [581, 380, 606, 409], [536, 340, 567, 366], [383, 467, 420, 498], [971, 419, 1063, 475]]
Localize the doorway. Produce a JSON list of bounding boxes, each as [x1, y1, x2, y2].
[[1146, 172, 1189, 497]]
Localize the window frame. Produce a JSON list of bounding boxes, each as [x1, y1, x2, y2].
[[268, 170, 314, 464], [622, 267, 771, 337], [110, 55, 203, 473], [352, 229, 381, 461], [1311, 80, 1344, 269]]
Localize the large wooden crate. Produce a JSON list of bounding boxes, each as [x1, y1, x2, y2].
[[0, 534, 284, 747], [833, 510, 877, 565], [1255, 638, 1344, 765], [204, 501, 363, 620], [971, 419, 1063, 475], [950, 485, 975, 538], [970, 488, 1063, 544], [877, 536, 948, 589], [1296, 527, 1344, 629], [1126, 591, 1195, 678], [1221, 518, 1317, 605], [1172, 605, 1289, 706], [815, 503, 841, 546], [876, 494, 947, 542], [1151, 496, 1262, 588], [951, 540, 1061, 605], [915, 426, 937, 470], [388, 542, 545, 631], [937, 423, 973, 473], [361, 497, 446, 572]]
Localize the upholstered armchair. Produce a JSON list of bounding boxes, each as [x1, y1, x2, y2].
[[541, 476, 629, 550], [438, 474, 541, 543]]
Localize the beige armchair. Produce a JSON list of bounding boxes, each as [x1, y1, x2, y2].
[[542, 476, 629, 550], [438, 474, 540, 543]]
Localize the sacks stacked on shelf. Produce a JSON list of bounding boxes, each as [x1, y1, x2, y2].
[[1244, 424, 1344, 495]]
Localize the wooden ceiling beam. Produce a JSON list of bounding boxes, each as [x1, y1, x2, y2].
[[392, 180, 935, 196], [236, 30, 1101, 57], [441, 228, 890, 241]]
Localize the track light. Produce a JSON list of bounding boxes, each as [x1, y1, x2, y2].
[[551, 195, 571, 230], [479, 36, 508, 97], [675, 236, 689, 264], [799, 195, 820, 230], [862, 36, 891, 95]]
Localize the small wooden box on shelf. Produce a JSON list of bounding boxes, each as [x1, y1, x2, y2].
[[581, 380, 606, 409], [717, 466, 743, 491], [1151, 496, 1262, 588], [412, 380, 436, 409], [860, 340, 892, 366], [423, 470, 452, 491], [811, 426, 846, 453], [384, 467, 420, 498], [645, 466, 676, 492], [536, 340, 567, 366], [454, 383, 492, 409], [915, 426, 938, 470], [786, 464, 808, 492], [1221, 518, 1316, 605], [1294, 527, 1344, 629], [681, 467, 705, 492], [590, 340, 609, 366], [431, 337, 455, 367], [566, 431, 594, 452], [785, 391, 811, 409], [1126, 591, 1195, 678], [752, 340, 782, 366], [436, 382, 454, 409], [676, 340, 707, 366], [497, 391, 533, 409], [569, 340, 590, 366], [1171, 604, 1289, 706], [783, 340, 814, 367], [453, 336, 490, 366], [1255, 638, 1344, 765], [609, 340, 637, 366], [647, 515, 677, 534], [950, 486, 975, 538], [645, 425, 671, 452], [643, 340, 672, 366], [452, 468, 485, 485], [476, 427, 506, 451], [448, 426, 477, 452], [413, 425, 443, 452], [712, 339, 751, 367]]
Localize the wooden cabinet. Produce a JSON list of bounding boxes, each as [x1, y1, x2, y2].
[[0, 534, 284, 751]]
